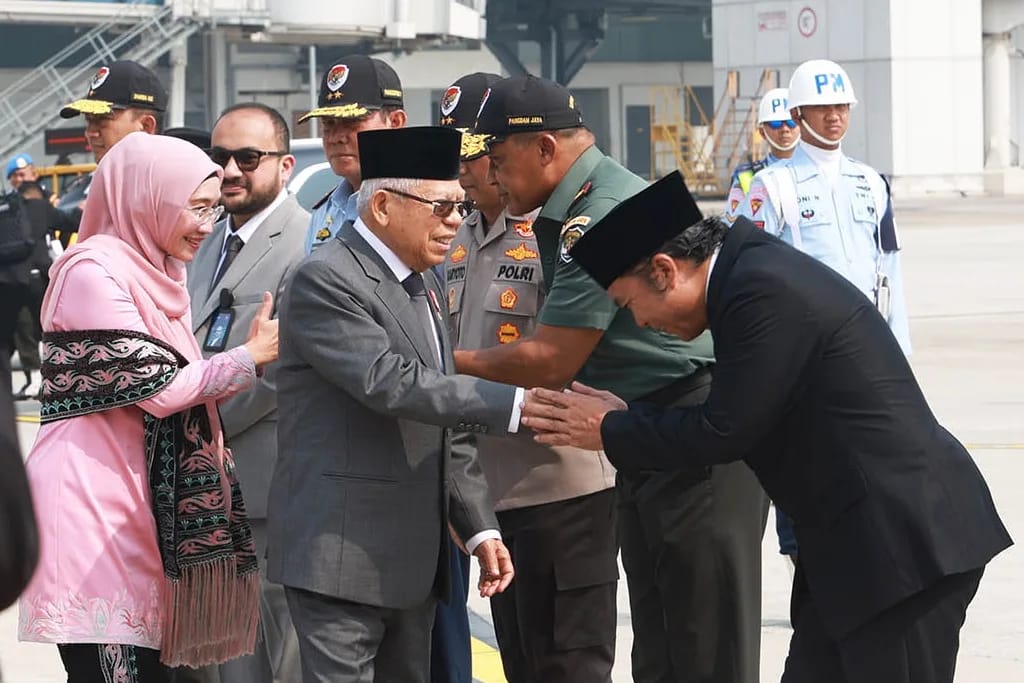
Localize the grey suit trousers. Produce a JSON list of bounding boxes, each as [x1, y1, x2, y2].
[[285, 586, 436, 683]]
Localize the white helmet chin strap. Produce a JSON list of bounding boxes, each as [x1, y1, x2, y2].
[[765, 134, 800, 152], [797, 108, 845, 147]]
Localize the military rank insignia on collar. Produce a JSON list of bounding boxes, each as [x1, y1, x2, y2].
[[513, 221, 534, 238], [569, 181, 592, 209]]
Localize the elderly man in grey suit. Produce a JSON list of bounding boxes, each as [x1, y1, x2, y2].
[[268, 126, 519, 683], [187, 103, 308, 683]]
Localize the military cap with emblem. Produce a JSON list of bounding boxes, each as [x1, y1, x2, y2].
[[358, 127, 461, 181], [299, 55, 404, 123], [60, 60, 168, 118], [473, 74, 584, 139], [569, 170, 704, 289], [439, 72, 502, 161]]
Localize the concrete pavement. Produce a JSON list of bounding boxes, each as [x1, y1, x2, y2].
[[2, 195, 1022, 681]]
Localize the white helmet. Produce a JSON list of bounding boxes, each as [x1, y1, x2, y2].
[[787, 59, 858, 109], [757, 88, 792, 123]]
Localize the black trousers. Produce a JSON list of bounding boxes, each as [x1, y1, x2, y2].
[[620, 368, 770, 683], [59, 643, 172, 683], [782, 567, 984, 683], [0, 284, 30, 364], [490, 488, 618, 683]]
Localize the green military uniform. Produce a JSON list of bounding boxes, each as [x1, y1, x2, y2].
[[476, 75, 769, 683], [532, 145, 714, 398]]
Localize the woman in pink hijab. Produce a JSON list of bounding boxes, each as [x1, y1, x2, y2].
[[19, 132, 278, 681]]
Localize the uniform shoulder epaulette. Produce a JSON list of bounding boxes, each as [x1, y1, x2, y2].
[[311, 188, 334, 211]]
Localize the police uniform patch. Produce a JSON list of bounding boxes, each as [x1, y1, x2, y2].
[[315, 227, 331, 241], [499, 288, 518, 310], [560, 215, 590, 236], [504, 243, 538, 261], [730, 199, 740, 213], [750, 198, 764, 215], [450, 244, 467, 263], [513, 221, 534, 238], [801, 208, 815, 219], [560, 226, 585, 263], [497, 322, 520, 344]]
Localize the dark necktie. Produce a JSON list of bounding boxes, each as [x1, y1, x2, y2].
[[211, 233, 243, 291], [401, 272, 444, 369]]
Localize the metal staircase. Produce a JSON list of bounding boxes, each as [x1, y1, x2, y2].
[[0, 1, 201, 161], [711, 69, 778, 190], [647, 69, 778, 197]]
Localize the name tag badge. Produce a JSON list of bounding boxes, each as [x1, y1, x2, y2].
[[203, 288, 235, 352]]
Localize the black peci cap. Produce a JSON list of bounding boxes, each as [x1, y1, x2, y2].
[[60, 60, 168, 119], [162, 127, 211, 150], [439, 72, 503, 160], [569, 171, 703, 289], [300, 55, 404, 123], [358, 127, 461, 181], [473, 75, 584, 139]]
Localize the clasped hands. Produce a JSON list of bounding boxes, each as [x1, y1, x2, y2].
[[519, 381, 627, 451]]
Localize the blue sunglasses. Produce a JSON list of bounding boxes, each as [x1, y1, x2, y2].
[[765, 119, 798, 130]]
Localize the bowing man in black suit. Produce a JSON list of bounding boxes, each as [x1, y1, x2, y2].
[[520, 171, 1012, 683]]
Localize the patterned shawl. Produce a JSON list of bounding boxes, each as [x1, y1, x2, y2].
[[40, 328, 259, 667]]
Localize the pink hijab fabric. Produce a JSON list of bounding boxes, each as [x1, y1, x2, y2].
[[44, 131, 222, 360]]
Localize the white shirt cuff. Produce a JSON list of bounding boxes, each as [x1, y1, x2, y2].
[[507, 386, 525, 433], [465, 529, 502, 555]]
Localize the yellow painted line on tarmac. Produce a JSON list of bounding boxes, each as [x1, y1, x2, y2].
[[472, 636, 507, 683]]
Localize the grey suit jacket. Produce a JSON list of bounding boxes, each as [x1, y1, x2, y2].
[[187, 194, 310, 519], [267, 222, 515, 610]]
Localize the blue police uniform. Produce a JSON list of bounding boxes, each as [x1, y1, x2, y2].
[[305, 179, 359, 254], [737, 143, 911, 354]]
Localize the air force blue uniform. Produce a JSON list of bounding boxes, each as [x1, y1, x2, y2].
[[737, 143, 911, 354], [305, 179, 359, 255]]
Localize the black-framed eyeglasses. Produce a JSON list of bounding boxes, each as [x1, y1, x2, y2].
[[383, 188, 473, 219], [208, 147, 287, 172]]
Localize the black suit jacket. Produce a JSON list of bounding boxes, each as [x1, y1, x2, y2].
[[602, 217, 1012, 638]]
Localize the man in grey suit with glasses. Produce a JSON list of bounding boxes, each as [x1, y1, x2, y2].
[[268, 126, 519, 683]]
